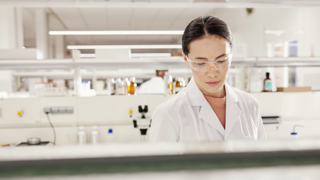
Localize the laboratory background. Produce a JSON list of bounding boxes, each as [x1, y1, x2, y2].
[[1, 0, 320, 179]]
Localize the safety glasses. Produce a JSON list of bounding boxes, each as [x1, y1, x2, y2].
[[186, 52, 232, 72]]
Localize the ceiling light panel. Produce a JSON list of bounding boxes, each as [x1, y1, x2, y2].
[[49, 30, 184, 35], [67, 45, 182, 49]]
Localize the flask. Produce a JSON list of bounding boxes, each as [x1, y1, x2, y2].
[[90, 126, 100, 144], [263, 72, 272, 92], [77, 126, 87, 144]]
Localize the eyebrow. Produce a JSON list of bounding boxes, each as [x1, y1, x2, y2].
[[194, 53, 227, 60]]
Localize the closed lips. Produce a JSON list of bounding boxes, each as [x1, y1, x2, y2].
[[206, 81, 220, 86]]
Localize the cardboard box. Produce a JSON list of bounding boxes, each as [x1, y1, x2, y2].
[[277, 87, 312, 92]]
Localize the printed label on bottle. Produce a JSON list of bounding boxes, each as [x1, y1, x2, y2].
[[265, 81, 272, 91]]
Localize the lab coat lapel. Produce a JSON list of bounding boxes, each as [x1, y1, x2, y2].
[[186, 77, 225, 135], [225, 83, 242, 139], [199, 100, 225, 135]]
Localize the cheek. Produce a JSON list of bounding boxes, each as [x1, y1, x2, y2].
[[191, 69, 205, 81]]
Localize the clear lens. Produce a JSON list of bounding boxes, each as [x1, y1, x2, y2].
[[187, 56, 231, 72]]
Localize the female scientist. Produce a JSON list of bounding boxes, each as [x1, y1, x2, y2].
[[149, 15, 266, 142]]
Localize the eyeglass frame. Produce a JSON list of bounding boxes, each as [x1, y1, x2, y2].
[[185, 51, 233, 72]]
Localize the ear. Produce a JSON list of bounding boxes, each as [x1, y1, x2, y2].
[[182, 52, 188, 62], [182, 52, 190, 67]]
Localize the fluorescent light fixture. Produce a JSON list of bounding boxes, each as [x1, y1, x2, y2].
[[67, 45, 182, 50], [80, 53, 96, 58], [49, 30, 184, 35], [80, 53, 172, 58], [131, 53, 172, 58]]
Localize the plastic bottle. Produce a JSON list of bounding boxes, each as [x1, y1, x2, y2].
[[106, 128, 115, 143], [263, 72, 272, 92], [77, 126, 87, 144], [90, 126, 100, 144]]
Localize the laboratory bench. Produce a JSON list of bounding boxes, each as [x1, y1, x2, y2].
[[1, 138, 320, 179]]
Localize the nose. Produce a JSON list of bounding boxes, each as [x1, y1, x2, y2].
[[207, 64, 217, 71], [206, 63, 219, 77]]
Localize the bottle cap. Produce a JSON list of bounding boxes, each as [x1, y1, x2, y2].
[[108, 128, 113, 134], [266, 72, 270, 76], [291, 132, 298, 135]]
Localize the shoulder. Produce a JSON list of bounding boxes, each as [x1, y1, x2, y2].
[[155, 89, 189, 114], [230, 86, 258, 106]]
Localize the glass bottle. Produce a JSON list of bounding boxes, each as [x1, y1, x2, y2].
[[175, 77, 182, 94], [116, 78, 126, 95], [127, 77, 136, 95], [263, 72, 272, 92], [110, 78, 116, 95], [167, 75, 173, 95]]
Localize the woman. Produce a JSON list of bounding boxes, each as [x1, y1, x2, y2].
[[149, 15, 266, 142]]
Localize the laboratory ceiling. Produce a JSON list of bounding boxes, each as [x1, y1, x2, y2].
[[16, 0, 320, 50], [22, 7, 214, 49]]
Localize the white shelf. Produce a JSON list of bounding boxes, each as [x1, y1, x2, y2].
[[1, 57, 320, 70]]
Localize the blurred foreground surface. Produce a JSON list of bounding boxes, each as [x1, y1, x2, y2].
[[1, 138, 320, 179]]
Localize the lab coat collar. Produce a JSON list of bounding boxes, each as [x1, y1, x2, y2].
[[186, 77, 242, 138], [225, 83, 242, 139], [185, 77, 239, 105], [185, 77, 204, 106]]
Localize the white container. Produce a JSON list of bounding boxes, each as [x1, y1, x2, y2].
[[77, 126, 87, 144], [90, 126, 100, 144], [106, 128, 115, 143]]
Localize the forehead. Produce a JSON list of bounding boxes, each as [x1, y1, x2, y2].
[[188, 35, 230, 59]]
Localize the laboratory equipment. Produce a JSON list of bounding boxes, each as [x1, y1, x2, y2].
[[27, 137, 41, 145], [77, 126, 87, 144], [133, 105, 152, 142], [90, 126, 100, 144], [291, 125, 304, 138]]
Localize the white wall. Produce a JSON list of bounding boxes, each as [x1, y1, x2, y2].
[[213, 8, 320, 57]]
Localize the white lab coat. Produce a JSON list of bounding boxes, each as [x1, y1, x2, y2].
[[149, 77, 266, 142]]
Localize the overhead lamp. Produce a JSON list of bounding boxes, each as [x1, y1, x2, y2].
[[67, 45, 182, 50], [49, 30, 184, 35]]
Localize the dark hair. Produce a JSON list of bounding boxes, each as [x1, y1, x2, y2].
[[182, 15, 233, 56]]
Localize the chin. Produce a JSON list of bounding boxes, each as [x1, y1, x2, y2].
[[204, 82, 224, 93]]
